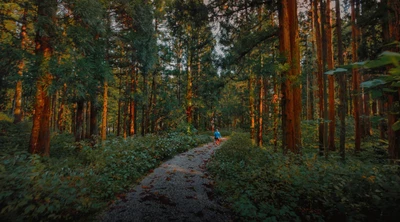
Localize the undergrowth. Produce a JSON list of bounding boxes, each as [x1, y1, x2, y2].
[[208, 133, 400, 221], [0, 118, 212, 221]]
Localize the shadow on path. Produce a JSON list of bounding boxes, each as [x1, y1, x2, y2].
[[99, 138, 232, 222]]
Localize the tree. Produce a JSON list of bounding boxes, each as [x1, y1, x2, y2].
[[28, 0, 57, 156], [278, 0, 301, 154]]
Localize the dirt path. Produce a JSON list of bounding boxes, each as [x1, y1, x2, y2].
[[99, 139, 232, 222]]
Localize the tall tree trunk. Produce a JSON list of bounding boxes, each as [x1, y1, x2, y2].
[[278, 0, 301, 154], [313, 0, 324, 156], [90, 98, 98, 138], [351, 0, 361, 153], [57, 84, 67, 133], [257, 76, 263, 147], [85, 101, 91, 139], [249, 71, 256, 143], [186, 52, 193, 124], [28, 0, 56, 156], [101, 82, 108, 141], [336, 0, 346, 161], [14, 5, 27, 124], [387, 0, 400, 160], [326, 0, 336, 151], [117, 76, 122, 136], [75, 100, 84, 142], [129, 66, 136, 136]]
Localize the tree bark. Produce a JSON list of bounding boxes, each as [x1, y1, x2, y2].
[[278, 0, 301, 154], [326, 0, 336, 151], [101, 82, 108, 141], [75, 100, 84, 142], [13, 5, 27, 124], [336, 0, 346, 161], [351, 0, 361, 153], [28, 0, 56, 156], [313, 0, 324, 156]]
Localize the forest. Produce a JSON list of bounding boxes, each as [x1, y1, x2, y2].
[[0, 0, 399, 221]]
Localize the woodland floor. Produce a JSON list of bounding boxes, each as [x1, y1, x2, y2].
[[98, 138, 232, 222]]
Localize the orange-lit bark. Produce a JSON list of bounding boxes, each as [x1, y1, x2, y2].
[[257, 77, 263, 147], [279, 0, 301, 154], [28, 1, 55, 156], [129, 67, 136, 136], [101, 82, 108, 141]]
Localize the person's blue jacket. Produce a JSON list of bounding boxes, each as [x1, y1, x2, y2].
[[214, 131, 221, 139]]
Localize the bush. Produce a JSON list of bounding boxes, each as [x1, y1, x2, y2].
[[208, 133, 400, 221], [0, 132, 212, 221]]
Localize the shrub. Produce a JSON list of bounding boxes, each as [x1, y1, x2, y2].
[[208, 133, 400, 221], [0, 132, 211, 221]]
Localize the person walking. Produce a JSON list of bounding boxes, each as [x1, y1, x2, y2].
[[214, 129, 222, 145]]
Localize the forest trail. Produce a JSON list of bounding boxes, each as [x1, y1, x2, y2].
[[99, 138, 232, 222]]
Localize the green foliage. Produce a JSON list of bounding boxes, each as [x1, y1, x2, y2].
[[0, 117, 31, 154], [0, 132, 211, 221], [208, 133, 400, 221]]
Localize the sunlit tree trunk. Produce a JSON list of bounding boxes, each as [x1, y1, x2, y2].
[[101, 82, 108, 141], [336, 0, 346, 161], [28, 0, 56, 156], [278, 0, 301, 154], [257, 76, 263, 147], [351, 0, 361, 153], [129, 66, 136, 136], [117, 76, 122, 136], [14, 5, 28, 124]]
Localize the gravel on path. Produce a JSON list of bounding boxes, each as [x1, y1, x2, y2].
[[99, 139, 232, 222]]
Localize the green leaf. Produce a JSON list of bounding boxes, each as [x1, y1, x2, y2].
[[392, 120, 400, 131], [361, 79, 386, 88], [324, 70, 335, 75], [391, 81, 400, 88], [383, 88, 398, 93]]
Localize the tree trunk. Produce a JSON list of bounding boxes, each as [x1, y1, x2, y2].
[[101, 82, 108, 141], [85, 101, 91, 139], [57, 84, 67, 133], [75, 100, 84, 142], [186, 52, 193, 124], [249, 71, 256, 143], [313, 0, 324, 156], [326, 0, 335, 151], [129, 66, 136, 136], [336, 0, 346, 161], [13, 5, 27, 124], [351, 0, 361, 153], [278, 0, 301, 154], [90, 98, 98, 138], [257, 76, 263, 147], [28, 0, 56, 156]]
